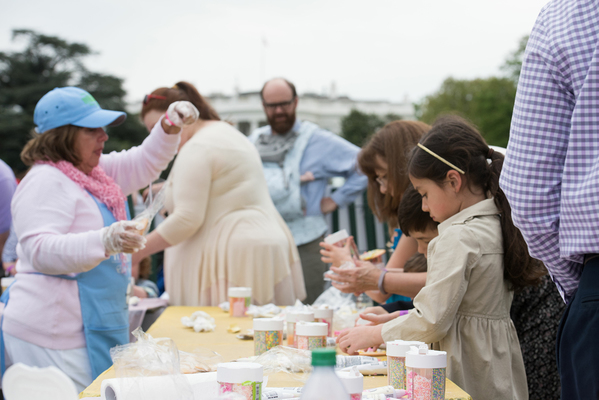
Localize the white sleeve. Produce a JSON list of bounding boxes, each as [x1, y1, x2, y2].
[[100, 120, 181, 195], [13, 169, 108, 275]]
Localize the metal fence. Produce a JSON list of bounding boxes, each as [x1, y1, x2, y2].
[[325, 190, 390, 258]]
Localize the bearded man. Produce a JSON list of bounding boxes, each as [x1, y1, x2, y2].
[[249, 78, 367, 304]]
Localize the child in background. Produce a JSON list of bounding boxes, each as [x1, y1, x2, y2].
[[338, 115, 545, 400]]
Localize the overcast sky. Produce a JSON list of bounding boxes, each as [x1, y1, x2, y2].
[[2, 0, 549, 108]]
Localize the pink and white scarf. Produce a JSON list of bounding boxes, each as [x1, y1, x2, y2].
[[38, 160, 127, 221]]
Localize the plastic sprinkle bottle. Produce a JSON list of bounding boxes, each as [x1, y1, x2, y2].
[[253, 318, 283, 355], [405, 345, 446, 400], [313, 307, 334, 337], [217, 362, 263, 400], [295, 322, 328, 350], [386, 340, 425, 390], [336, 367, 364, 400], [228, 287, 251, 317], [286, 310, 314, 347]]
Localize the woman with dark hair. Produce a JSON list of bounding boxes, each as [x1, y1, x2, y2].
[[3, 87, 192, 390], [134, 82, 306, 307]]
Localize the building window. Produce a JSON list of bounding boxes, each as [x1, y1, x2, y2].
[[238, 121, 251, 136], [258, 120, 268, 128]]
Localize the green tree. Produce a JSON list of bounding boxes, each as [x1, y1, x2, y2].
[[414, 35, 530, 147], [0, 29, 147, 174], [341, 109, 402, 147], [416, 77, 516, 147], [501, 35, 529, 84]]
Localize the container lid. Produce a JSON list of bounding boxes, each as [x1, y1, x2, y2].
[[405, 344, 447, 369], [311, 348, 337, 366], [386, 340, 426, 357], [253, 318, 284, 331], [313, 307, 334, 319], [217, 362, 263, 383], [3, 363, 78, 400], [286, 310, 314, 322], [228, 287, 252, 298], [296, 322, 328, 336], [324, 229, 349, 244], [336, 367, 364, 393]]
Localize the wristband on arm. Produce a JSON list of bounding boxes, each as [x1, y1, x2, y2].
[[378, 269, 388, 295]]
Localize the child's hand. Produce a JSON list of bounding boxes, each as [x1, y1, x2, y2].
[[361, 306, 388, 316], [337, 325, 384, 355], [359, 310, 401, 326], [320, 240, 353, 267]]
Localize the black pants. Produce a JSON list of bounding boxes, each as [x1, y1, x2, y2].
[[557, 256, 599, 399]]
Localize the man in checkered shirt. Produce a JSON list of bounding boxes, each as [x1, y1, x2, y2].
[[500, 0, 599, 397]]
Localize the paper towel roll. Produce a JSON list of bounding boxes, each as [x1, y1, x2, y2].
[[101, 372, 218, 400]]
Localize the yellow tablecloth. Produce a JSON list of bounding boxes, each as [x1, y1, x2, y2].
[[80, 306, 472, 399]]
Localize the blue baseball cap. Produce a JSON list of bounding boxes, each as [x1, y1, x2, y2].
[[34, 87, 127, 134]]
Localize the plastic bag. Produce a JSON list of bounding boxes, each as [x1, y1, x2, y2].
[[246, 303, 282, 318], [110, 328, 193, 400], [133, 183, 167, 236], [181, 311, 216, 333], [237, 345, 312, 383]]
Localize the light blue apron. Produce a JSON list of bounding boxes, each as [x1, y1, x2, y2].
[[1, 194, 130, 379]]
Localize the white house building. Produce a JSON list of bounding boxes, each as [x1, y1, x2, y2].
[[207, 90, 415, 136]]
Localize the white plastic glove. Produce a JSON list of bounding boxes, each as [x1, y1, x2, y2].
[[164, 101, 200, 127], [101, 220, 147, 256]]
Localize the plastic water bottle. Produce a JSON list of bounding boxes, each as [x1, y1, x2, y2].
[[300, 348, 349, 400]]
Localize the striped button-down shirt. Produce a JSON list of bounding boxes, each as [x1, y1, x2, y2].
[[499, 0, 599, 303]]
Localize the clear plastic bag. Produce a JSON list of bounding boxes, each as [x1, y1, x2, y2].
[[133, 183, 167, 236], [108, 328, 224, 400], [311, 286, 358, 332], [237, 345, 312, 383]]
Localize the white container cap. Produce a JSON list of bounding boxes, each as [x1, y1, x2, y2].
[[324, 229, 349, 244], [406, 344, 447, 369], [286, 310, 314, 322], [336, 367, 364, 394], [295, 322, 328, 337], [253, 318, 284, 331], [313, 307, 334, 319], [217, 362, 263, 383], [387, 340, 426, 357], [228, 287, 252, 298]]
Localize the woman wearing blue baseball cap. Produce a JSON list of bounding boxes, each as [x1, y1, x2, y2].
[[1, 87, 198, 390]]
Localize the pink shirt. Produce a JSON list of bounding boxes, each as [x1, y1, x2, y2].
[[3, 123, 179, 350]]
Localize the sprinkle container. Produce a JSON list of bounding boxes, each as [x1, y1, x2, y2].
[[253, 318, 283, 355], [405, 345, 446, 400], [217, 362, 263, 400], [336, 367, 364, 400], [313, 307, 334, 337], [228, 287, 251, 317], [295, 321, 328, 350], [286, 310, 314, 347], [386, 340, 425, 390]]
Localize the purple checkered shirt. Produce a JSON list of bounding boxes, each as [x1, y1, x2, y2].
[[500, 0, 599, 303]]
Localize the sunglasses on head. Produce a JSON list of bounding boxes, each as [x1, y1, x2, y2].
[[143, 94, 167, 105]]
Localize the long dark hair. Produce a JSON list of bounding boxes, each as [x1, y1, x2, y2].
[[358, 120, 430, 228], [141, 81, 220, 121], [408, 115, 545, 290]]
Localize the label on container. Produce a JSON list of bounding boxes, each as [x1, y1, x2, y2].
[[219, 381, 262, 400]]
